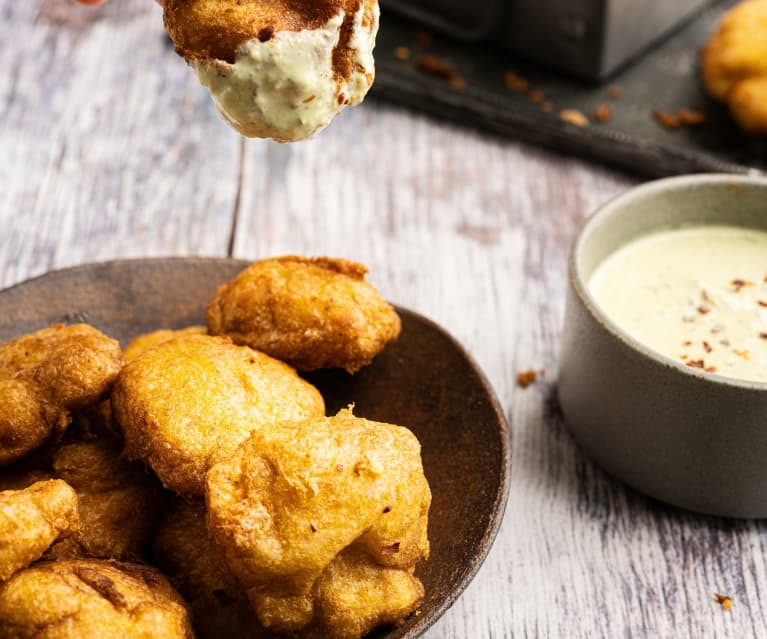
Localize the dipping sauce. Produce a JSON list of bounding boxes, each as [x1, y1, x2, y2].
[[589, 225, 767, 382]]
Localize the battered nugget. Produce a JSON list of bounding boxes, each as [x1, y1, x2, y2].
[[0, 560, 194, 639], [0, 480, 79, 581], [152, 498, 266, 639], [701, 0, 767, 134], [123, 326, 207, 362], [207, 256, 401, 373], [0, 324, 123, 466], [251, 547, 425, 638], [46, 439, 165, 561], [164, 0, 379, 141], [206, 408, 430, 637], [308, 548, 424, 639], [112, 334, 325, 496]]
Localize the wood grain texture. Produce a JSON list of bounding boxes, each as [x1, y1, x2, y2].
[[2, 0, 766, 637]]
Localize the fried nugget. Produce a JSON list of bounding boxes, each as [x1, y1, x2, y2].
[[0, 480, 79, 581], [207, 256, 401, 373], [123, 326, 208, 362], [701, 0, 767, 134], [0, 324, 123, 466], [0, 559, 194, 639], [152, 498, 266, 639], [728, 75, 767, 135], [164, 0, 379, 141], [44, 439, 164, 561], [112, 334, 325, 496], [206, 408, 430, 637], [251, 547, 424, 639]]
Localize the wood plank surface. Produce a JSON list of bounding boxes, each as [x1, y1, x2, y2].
[[2, 1, 766, 637]]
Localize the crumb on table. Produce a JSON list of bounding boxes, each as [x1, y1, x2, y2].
[[516, 369, 539, 388], [714, 593, 732, 611]]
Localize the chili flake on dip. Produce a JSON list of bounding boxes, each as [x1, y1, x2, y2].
[[589, 225, 767, 382]]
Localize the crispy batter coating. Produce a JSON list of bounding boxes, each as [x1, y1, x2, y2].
[[308, 548, 424, 639], [152, 498, 266, 639], [112, 334, 325, 496], [0, 480, 79, 581], [0, 324, 123, 466], [44, 439, 165, 561], [251, 547, 425, 639], [701, 0, 767, 134], [123, 326, 208, 363], [207, 257, 401, 373], [0, 559, 194, 639], [206, 408, 430, 637]]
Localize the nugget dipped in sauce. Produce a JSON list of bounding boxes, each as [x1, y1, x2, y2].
[[111, 334, 325, 496], [164, 0, 379, 141], [207, 256, 401, 373], [206, 408, 430, 638], [0, 324, 122, 467]]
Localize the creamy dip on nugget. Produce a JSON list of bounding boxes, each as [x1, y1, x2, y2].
[[164, 0, 379, 141], [589, 225, 767, 382]]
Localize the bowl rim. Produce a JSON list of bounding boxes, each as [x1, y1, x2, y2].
[[569, 173, 767, 392]]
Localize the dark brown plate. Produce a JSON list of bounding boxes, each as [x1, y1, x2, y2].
[[0, 257, 510, 639]]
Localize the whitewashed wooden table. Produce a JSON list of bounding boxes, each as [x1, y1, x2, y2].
[[2, 1, 766, 637]]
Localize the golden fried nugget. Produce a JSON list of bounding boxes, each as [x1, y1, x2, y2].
[[251, 547, 424, 639], [0, 559, 194, 639], [0, 324, 123, 466], [728, 75, 767, 135], [701, 0, 767, 133], [0, 480, 79, 581], [207, 257, 401, 373], [206, 408, 430, 636], [152, 498, 266, 639], [308, 548, 424, 639], [112, 334, 325, 496], [123, 326, 208, 362], [44, 439, 164, 561], [164, 0, 378, 141]]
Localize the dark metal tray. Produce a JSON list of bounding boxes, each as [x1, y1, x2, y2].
[[371, 0, 766, 178]]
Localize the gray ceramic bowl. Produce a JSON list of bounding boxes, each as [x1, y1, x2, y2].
[[559, 174, 767, 518]]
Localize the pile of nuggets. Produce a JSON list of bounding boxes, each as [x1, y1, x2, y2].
[[0, 256, 431, 639]]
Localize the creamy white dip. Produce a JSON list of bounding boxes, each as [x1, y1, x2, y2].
[[194, 3, 379, 142], [589, 225, 767, 382]]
